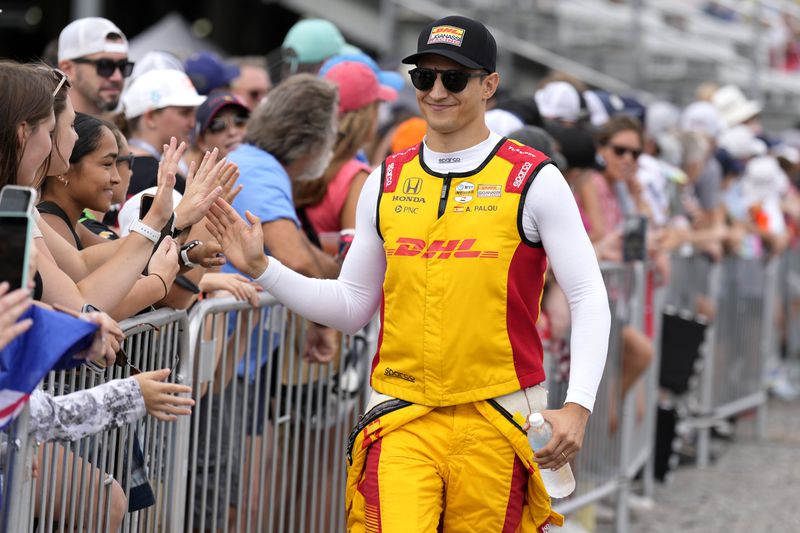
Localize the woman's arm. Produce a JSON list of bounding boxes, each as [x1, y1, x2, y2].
[[28, 380, 145, 443]]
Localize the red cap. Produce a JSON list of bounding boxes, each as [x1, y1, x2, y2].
[[324, 61, 397, 114]]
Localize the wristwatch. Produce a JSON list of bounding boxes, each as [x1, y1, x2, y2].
[[171, 212, 190, 239], [180, 240, 203, 268], [129, 219, 160, 244]]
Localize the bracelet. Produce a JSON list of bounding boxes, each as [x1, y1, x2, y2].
[[129, 219, 160, 244], [149, 273, 168, 300]]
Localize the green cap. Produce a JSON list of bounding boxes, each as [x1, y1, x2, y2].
[[282, 19, 345, 64]]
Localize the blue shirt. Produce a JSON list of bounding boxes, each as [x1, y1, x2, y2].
[[227, 143, 299, 233], [222, 144, 297, 378]]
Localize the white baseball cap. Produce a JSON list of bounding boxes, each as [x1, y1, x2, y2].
[[535, 82, 581, 122], [121, 69, 206, 119], [58, 17, 128, 62], [680, 101, 723, 139], [717, 125, 767, 160], [485, 109, 524, 136]]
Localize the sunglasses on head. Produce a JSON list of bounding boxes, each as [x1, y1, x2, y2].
[[116, 154, 135, 170], [51, 68, 71, 97], [207, 114, 248, 134], [72, 57, 135, 78], [609, 145, 642, 160], [408, 67, 486, 93]]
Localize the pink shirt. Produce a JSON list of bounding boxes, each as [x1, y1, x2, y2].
[[575, 171, 622, 235], [306, 159, 371, 233]]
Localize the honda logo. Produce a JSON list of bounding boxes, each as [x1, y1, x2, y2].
[[402, 177, 423, 195]]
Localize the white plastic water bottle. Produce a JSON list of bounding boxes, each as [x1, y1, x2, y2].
[[527, 413, 576, 498]]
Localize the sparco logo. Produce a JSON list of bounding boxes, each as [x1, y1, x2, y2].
[[513, 162, 532, 188], [385, 162, 395, 188], [384, 368, 415, 382], [438, 157, 461, 164]]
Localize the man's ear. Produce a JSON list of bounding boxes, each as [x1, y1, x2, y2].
[[58, 60, 76, 80], [143, 109, 159, 130], [483, 72, 500, 101]]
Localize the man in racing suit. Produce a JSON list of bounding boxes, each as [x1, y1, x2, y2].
[[207, 14, 610, 533]]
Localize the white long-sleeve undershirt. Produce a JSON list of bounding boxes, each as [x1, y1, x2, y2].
[[256, 132, 610, 411]]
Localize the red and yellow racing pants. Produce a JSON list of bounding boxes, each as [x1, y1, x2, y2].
[[345, 396, 563, 532]]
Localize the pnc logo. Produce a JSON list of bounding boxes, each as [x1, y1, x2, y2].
[[403, 177, 423, 195], [386, 238, 499, 259]]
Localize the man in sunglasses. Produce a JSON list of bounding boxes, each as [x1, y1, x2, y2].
[[207, 14, 609, 532], [57, 17, 133, 117]]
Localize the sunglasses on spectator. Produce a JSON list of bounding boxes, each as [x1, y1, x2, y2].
[[609, 145, 642, 159], [51, 68, 71, 97], [409, 67, 486, 93], [72, 57, 135, 78], [207, 115, 248, 134], [116, 154, 135, 171]]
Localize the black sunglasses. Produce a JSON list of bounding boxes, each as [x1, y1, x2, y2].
[[609, 145, 642, 160], [408, 67, 486, 93], [72, 57, 135, 78], [116, 154, 135, 171], [207, 115, 248, 134]]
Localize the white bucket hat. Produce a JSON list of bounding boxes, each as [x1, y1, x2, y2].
[[712, 85, 762, 127]]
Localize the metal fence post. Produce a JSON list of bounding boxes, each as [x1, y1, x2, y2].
[[757, 258, 779, 440], [5, 406, 33, 532]]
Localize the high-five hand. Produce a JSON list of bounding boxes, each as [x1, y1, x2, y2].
[[205, 198, 268, 279]]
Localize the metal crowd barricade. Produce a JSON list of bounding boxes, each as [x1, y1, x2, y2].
[[181, 292, 375, 533], [548, 262, 634, 522], [10, 308, 188, 533], [780, 246, 800, 384], [662, 253, 775, 467]]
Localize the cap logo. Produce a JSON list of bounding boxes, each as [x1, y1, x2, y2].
[[427, 25, 465, 47]]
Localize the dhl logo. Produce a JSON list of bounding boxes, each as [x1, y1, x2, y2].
[[386, 238, 499, 259]]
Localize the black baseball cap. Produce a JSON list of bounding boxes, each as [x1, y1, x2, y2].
[[402, 15, 497, 73]]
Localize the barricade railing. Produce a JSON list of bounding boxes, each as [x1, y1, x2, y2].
[[662, 254, 775, 467], [780, 246, 800, 384], [8, 307, 188, 533], [548, 262, 636, 521], [180, 292, 376, 533], [3, 249, 793, 532]]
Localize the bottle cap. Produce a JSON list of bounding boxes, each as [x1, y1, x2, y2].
[[528, 412, 545, 428]]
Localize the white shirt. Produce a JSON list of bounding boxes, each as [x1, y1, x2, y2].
[[256, 132, 610, 411]]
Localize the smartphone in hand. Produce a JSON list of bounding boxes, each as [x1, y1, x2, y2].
[[0, 186, 36, 290]]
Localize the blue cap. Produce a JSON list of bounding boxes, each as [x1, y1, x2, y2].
[[185, 52, 240, 96], [319, 52, 404, 92]]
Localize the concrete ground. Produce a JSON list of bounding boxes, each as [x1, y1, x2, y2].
[[570, 398, 800, 533]]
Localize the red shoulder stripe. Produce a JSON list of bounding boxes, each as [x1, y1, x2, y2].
[[382, 143, 421, 193], [496, 140, 549, 194]]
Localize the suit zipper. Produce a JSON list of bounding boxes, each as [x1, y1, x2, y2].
[[487, 398, 527, 434], [438, 174, 452, 218], [346, 398, 412, 464]]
